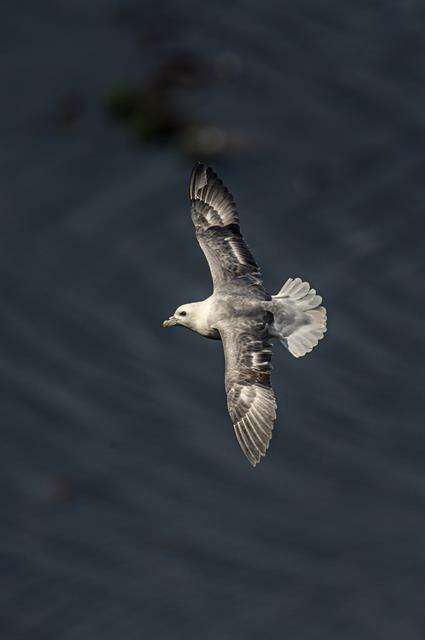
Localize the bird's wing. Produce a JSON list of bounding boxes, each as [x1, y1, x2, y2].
[[217, 313, 277, 466], [189, 163, 264, 292]]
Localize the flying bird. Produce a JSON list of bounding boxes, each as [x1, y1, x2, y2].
[[163, 164, 327, 466]]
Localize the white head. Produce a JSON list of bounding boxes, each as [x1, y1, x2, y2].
[[163, 303, 198, 331]]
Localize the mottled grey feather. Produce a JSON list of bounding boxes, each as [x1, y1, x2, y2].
[[189, 163, 264, 292], [217, 313, 277, 466]]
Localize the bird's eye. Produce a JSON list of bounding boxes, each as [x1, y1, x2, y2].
[[180, 310, 187, 317]]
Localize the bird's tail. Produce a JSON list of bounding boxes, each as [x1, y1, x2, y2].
[[270, 277, 327, 358]]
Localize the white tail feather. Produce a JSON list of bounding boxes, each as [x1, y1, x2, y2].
[[271, 277, 327, 358]]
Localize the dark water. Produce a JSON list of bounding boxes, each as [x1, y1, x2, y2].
[[1, 2, 424, 638]]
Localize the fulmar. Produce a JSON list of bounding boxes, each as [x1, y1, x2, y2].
[[163, 163, 327, 466]]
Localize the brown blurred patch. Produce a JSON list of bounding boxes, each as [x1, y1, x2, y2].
[[52, 90, 86, 129], [105, 51, 251, 159], [42, 474, 75, 505]]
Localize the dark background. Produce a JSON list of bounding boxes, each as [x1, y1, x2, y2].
[[2, 2, 424, 638]]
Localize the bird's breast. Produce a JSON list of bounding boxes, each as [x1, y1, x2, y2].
[[205, 327, 220, 340]]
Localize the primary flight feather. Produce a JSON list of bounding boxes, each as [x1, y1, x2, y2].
[[163, 163, 327, 466]]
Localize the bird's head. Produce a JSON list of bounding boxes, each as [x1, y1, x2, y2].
[[163, 303, 195, 330]]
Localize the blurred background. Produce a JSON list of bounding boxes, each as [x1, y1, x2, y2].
[[1, 1, 424, 638]]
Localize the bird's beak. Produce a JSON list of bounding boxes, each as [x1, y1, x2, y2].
[[163, 316, 177, 328]]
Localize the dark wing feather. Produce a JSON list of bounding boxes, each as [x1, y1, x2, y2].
[[218, 314, 277, 466], [189, 163, 264, 291]]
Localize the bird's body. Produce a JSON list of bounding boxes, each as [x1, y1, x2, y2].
[[164, 164, 327, 466], [182, 293, 267, 338]]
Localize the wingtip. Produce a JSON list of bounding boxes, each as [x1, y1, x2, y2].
[[189, 162, 208, 200], [190, 161, 204, 177]]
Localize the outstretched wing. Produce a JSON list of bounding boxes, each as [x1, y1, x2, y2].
[[217, 314, 277, 466], [189, 163, 264, 292]]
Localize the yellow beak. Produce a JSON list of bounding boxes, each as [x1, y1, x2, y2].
[[163, 316, 177, 328]]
